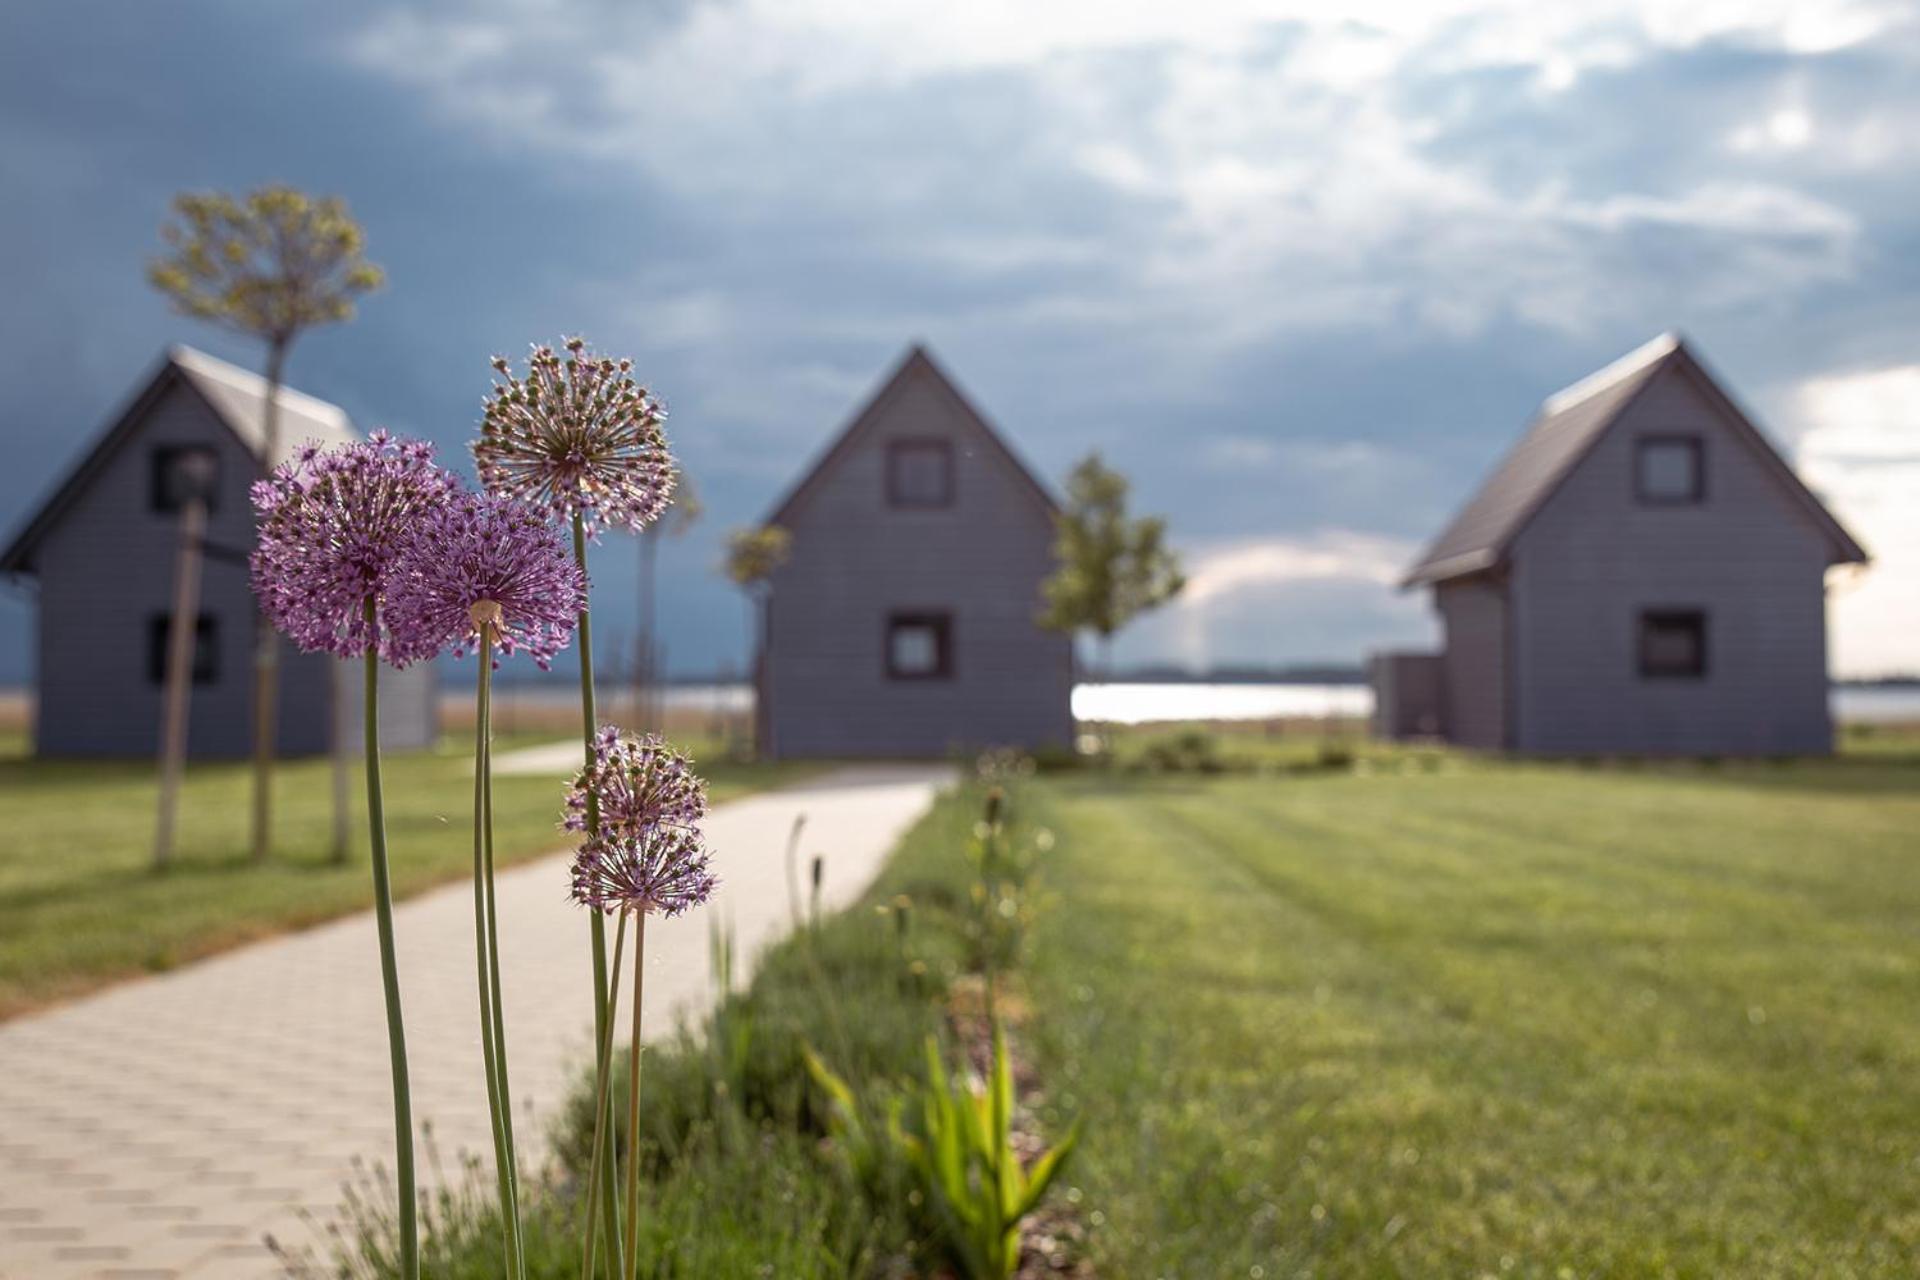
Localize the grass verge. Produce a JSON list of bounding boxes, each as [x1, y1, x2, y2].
[[0, 731, 808, 1018]]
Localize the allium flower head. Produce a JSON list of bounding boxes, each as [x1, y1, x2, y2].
[[565, 727, 708, 836], [250, 431, 457, 661], [570, 826, 716, 918], [474, 337, 675, 535], [385, 491, 586, 669]]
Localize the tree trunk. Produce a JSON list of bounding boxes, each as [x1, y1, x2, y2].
[[152, 496, 208, 871], [250, 339, 288, 863], [749, 592, 771, 760], [632, 529, 657, 731]]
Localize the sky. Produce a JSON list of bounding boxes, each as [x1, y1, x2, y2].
[[1, 0, 1916, 681]]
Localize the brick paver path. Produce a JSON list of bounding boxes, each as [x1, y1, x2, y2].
[[0, 762, 952, 1279]]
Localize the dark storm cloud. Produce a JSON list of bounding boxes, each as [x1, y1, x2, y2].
[[2, 1, 1916, 679]]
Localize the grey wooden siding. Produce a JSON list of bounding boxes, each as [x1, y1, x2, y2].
[[1368, 652, 1445, 739], [29, 378, 435, 758], [1434, 576, 1509, 749], [763, 360, 1073, 758], [1507, 361, 1834, 755]]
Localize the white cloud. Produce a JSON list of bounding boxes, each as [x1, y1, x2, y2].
[[1796, 365, 1920, 677], [339, 0, 1874, 364], [1179, 529, 1416, 607], [1127, 529, 1430, 666]]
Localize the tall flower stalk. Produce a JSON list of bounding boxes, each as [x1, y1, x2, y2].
[[386, 490, 585, 1278], [569, 732, 714, 1279], [475, 338, 674, 1273], [251, 433, 455, 1280]]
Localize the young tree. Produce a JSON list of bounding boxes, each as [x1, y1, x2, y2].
[[631, 475, 703, 730], [1040, 451, 1185, 686], [149, 186, 384, 862], [723, 525, 791, 757]]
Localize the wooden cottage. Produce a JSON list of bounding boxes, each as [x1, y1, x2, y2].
[[757, 346, 1073, 759], [0, 346, 437, 757], [1374, 332, 1868, 756]]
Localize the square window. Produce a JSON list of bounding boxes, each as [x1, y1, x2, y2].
[[886, 439, 954, 508], [886, 612, 952, 679], [1635, 436, 1703, 504], [148, 613, 219, 685], [152, 446, 221, 513], [1638, 609, 1707, 679]]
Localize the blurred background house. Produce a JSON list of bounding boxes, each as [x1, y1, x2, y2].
[[1372, 333, 1868, 756], [758, 346, 1073, 759], [0, 347, 436, 758]]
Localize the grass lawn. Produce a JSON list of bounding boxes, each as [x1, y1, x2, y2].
[[0, 731, 807, 1019], [1016, 741, 1920, 1276]]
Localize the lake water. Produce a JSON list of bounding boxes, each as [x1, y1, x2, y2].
[[528, 681, 1920, 725]]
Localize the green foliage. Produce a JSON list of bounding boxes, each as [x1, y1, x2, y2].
[[722, 524, 791, 590], [808, 1027, 1077, 1280], [551, 861, 954, 1181], [1039, 452, 1184, 648], [1133, 728, 1229, 774], [148, 186, 383, 345], [899, 1025, 1077, 1280], [962, 783, 1051, 978]]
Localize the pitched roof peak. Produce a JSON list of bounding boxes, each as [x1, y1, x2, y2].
[[1539, 331, 1682, 418]]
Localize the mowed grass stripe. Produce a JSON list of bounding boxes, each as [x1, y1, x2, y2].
[[1026, 766, 1920, 1278]]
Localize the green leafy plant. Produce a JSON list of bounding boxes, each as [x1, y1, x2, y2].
[[897, 1028, 1076, 1279], [809, 1025, 1077, 1280]]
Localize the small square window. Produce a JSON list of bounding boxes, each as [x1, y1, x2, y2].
[[1635, 436, 1703, 504], [148, 613, 219, 685], [1638, 609, 1707, 679], [152, 446, 221, 513], [886, 612, 952, 680], [886, 439, 954, 508]]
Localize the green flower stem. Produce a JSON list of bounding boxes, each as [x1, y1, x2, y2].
[[573, 512, 624, 1278], [623, 914, 647, 1280], [472, 627, 524, 1278], [362, 598, 417, 1280], [580, 912, 628, 1280]]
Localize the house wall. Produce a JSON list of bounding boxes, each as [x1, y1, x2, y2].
[[1434, 576, 1509, 750], [30, 379, 434, 758], [1367, 651, 1446, 740], [1508, 362, 1834, 755], [763, 365, 1073, 758]]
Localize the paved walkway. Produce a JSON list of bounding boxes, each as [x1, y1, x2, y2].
[[0, 763, 953, 1280]]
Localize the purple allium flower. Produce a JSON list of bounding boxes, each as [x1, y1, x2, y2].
[[384, 490, 586, 670], [570, 826, 716, 918], [473, 337, 675, 536], [250, 432, 458, 662], [564, 727, 709, 836]]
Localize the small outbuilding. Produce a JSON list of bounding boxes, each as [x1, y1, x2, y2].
[[757, 345, 1074, 759], [1375, 332, 1867, 756], [0, 346, 437, 758]]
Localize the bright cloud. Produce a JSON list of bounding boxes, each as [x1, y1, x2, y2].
[[1796, 365, 1920, 676]]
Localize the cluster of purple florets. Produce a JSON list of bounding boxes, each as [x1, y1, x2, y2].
[[384, 491, 585, 669], [565, 725, 709, 835], [569, 827, 716, 919], [475, 337, 675, 537], [251, 431, 458, 664], [566, 727, 715, 917]]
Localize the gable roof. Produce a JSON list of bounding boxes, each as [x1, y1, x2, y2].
[[763, 344, 1057, 528], [1, 346, 359, 576], [1401, 332, 1868, 588]]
